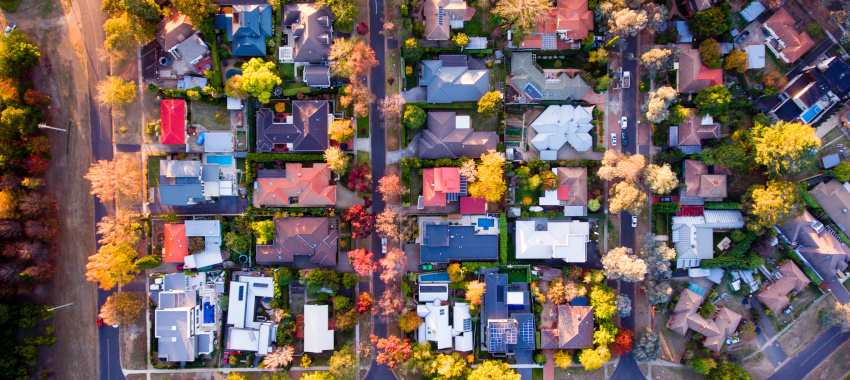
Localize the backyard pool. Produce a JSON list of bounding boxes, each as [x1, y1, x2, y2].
[[206, 155, 234, 166]]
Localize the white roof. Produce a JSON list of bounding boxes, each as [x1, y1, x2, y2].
[[745, 44, 766, 69], [506, 291, 524, 305], [418, 283, 450, 303], [226, 96, 243, 110], [539, 189, 560, 206], [452, 302, 474, 352], [467, 37, 488, 50], [203, 132, 234, 153], [161, 160, 202, 177], [455, 115, 471, 129], [177, 76, 208, 90], [257, 323, 272, 355], [226, 282, 248, 328], [304, 305, 334, 353], [185, 220, 220, 237], [184, 251, 223, 269], [740, 1, 765, 22], [227, 327, 261, 351], [703, 210, 745, 228], [515, 220, 589, 262], [417, 302, 452, 350], [530, 105, 594, 153]]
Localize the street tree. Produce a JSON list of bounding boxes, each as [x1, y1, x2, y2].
[[340, 83, 373, 118], [379, 94, 405, 123], [399, 310, 422, 333], [85, 242, 139, 290], [608, 181, 647, 214], [632, 331, 660, 361], [608, 9, 648, 37], [644, 163, 678, 194], [379, 248, 407, 284], [347, 249, 377, 276], [96, 76, 137, 107], [640, 48, 672, 72], [598, 150, 646, 183], [602, 247, 648, 282], [371, 335, 412, 368], [645, 86, 677, 123], [84, 155, 142, 202], [99, 291, 145, 326], [96, 210, 141, 246], [375, 209, 401, 241], [378, 174, 404, 203]]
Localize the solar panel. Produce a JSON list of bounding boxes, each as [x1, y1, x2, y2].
[[505, 326, 518, 344], [488, 324, 505, 351], [519, 319, 535, 347]]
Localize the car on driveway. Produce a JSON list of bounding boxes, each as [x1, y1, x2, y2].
[[610, 133, 617, 146]]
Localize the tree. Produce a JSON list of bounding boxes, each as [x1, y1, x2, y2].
[[689, 6, 731, 39], [376, 209, 401, 241], [340, 83, 374, 118], [609, 181, 647, 214], [348, 249, 377, 276], [699, 39, 722, 69], [589, 284, 617, 321], [598, 150, 647, 183], [477, 91, 503, 114], [17, 191, 55, 219], [103, 14, 142, 57], [468, 150, 506, 202], [602, 247, 647, 282], [262, 345, 295, 369], [227, 373, 249, 380], [317, 0, 356, 30], [426, 353, 468, 379], [708, 360, 752, 380], [465, 280, 486, 309], [689, 357, 718, 375], [96, 76, 136, 107], [399, 310, 422, 333], [467, 360, 520, 380], [553, 350, 572, 369], [342, 204, 373, 239], [546, 279, 568, 304], [329, 345, 356, 380], [379, 248, 407, 284], [225, 231, 250, 254], [329, 119, 355, 143], [84, 155, 143, 202], [380, 94, 405, 123], [0, 30, 41, 78], [632, 331, 660, 361], [762, 69, 787, 91], [447, 262, 466, 283], [820, 301, 850, 331], [452, 32, 469, 47], [647, 280, 673, 305], [644, 163, 678, 194], [459, 159, 477, 182], [403, 104, 426, 131], [752, 121, 820, 175], [640, 48, 672, 72], [85, 242, 139, 290], [833, 162, 850, 182], [642, 2, 668, 30], [99, 292, 144, 326], [249, 220, 275, 245], [608, 9, 648, 37], [371, 335, 412, 368], [724, 49, 748, 74], [611, 329, 634, 356], [240, 58, 281, 103], [493, 0, 552, 36], [324, 146, 349, 175], [616, 294, 632, 317], [694, 85, 731, 117], [96, 210, 140, 246], [330, 39, 378, 78], [645, 86, 677, 123], [225, 75, 247, 99], [578, 346, 611, 371], [593, 322, 618, 346], [589, 48, 608, 65], [379, 174, 403, 203], [300, 354, 312, 368], [701, 140, 753, 172], [346, 163, 371, 193], [133, 255, 161, 270], [356, 292, 373, 313], [172, 0, 215, 24], [376, 287, 404, 318], [745, 180, 800, 230]]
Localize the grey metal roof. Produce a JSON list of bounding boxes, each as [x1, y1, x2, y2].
[[416, 111, 498, 159], [303, 64, 331, 87], [155, 309, 196, 362], [159, 181, 204, 206], [420, 55, 490, 103], [509, 52, 590, 102]]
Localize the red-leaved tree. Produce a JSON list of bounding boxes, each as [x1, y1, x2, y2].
[[342, 204, 374, 239], [371, 335, 412, 368], [379, 248, 407, 284], [375, 287, 404, 318], [348, 248, 377, 276], [347, 164, 371, 193], [357, 292, 373, 314], [610, 329, 634, 356]]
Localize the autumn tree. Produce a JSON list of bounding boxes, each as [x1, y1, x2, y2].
[[262, 345, 295, 369], [376, 209, 401, 241], [745, 180, 801, 230], [608, 181, 647, 214], [371, 335, 412, 368], [324, 146, 349, 175], [380, 94, 405, 123], [724, 49, 749, 74], [598, 150, 646, 183], [99, 291, 144, 326], [459, 159, 477, 182], [468, 150, 506, 202], [96, 76, 136, 107], [751, 121, 820, 176], [356, 292, 373, 313], [329, 345, 356, 380], [378, 174, 404, 203], [403, 104, 427, 131], [379, 248, 407, 284], [820, 301, 850, 331], [468, 360, 520, 380], [699, 38, 722, 69], [589, 284, 617, 321], [240, 58, 281, 103], [84, 155, 143, 202], [477, 91, 503, 114], [225, 75, 247, 98], [452, 32, 470, 48], [329, 118, 355, 143], [376, 287, 404, 318], [465, 280, 486, 310], [493, 0, 552, 36], [0, 30, 41, 78], [172, 0, 215, 24], [330, 39, 378, 78], [251, 220, 275, 244], [340, 83, 373, 118], [342, 204, 373, 239], [546, 279, 568, 304], [644, 164, 678, 194], [611, 329, 634, 355], [399, 309, 422, 333], [425, 353, 469, 379], [579, 346, 611, 371], [642, 2, 668, 30], [317, 0, 356, 30], [96, 210, 141, 246], [299, 372, 332, 380], [348, 249, 377, 276], [553, 350, 572, 369], [85, 242, 139, 290], [608, 9, 648, 37], [645, 86, 677, 123], [602, 247, 647, 282], [640, 48, 672, 72]]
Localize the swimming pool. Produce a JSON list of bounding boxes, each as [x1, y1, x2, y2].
[[800, 104, 822, 124], [206, 155, 234, 165]]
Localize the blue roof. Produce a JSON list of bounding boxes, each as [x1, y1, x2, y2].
[[675, 21, 693, 43], [484, 272, 508, 320], [217, 6, 273, 57], [740, 1, 765, 22], [419, 223, 498, 263], [418, 272, 450, 283], [214, 15, 233, 42], [515, 313, 536, 350], [571, 296, 589, 306], [159, 182, 204, 206]]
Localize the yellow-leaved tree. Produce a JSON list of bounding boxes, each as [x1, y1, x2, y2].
[[324, 146, 349, 175], [468, 150, 506, 202], [85, 242, 139, 290], [752, 121, 820, 176], [329, 118, 355, 143], [468, 360, 520, 380], [477, 91, 503, 114], [240, 58, 282, 104], [426, 353, 468, 379], [99, 291, 145, 326], [579, 346, 611, 371], [554, 350, 572, 369], [644, 163, 679, 195], [744, 180, 800, 231]]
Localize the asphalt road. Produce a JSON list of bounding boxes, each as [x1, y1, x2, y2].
[[768, 326, 850, 380]]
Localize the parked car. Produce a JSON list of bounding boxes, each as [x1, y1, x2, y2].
[[381, 237, 388, 254], [622, 71, 631, 88], [620, 116, 628, 130], [621, 131, 629, 146], [610, 133, 617, 146], [631, 215, 638, 228]]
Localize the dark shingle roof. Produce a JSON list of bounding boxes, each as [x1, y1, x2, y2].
[[256, 100, 330, 152], [419, 223, 498, 263]]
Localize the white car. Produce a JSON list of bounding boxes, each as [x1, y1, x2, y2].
[[381, 237, 388, 254], [631, 215, 638, 228], [622, 71, 631, 88], [610, 133, 617, 146], [620, 116, 628, 130]]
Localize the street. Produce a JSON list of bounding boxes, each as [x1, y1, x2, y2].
[[768, 327, 850, 380]]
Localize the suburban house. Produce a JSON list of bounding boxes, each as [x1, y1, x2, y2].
[[154, 273, 219, 362], [667, 282, 742, 352], [513, 0, 593, 49], [252, 163, 336, 207], [672, 210, 745, 269], [422, 0, 475, 41], [763, 7, 815, 64], [255, 101, 332, 152], [529, 105, 595, 160], [281, 3, 334, 87], [757, 261, 811, 314], [508, 52, 591, 103], [415, 112, 498, 159], [418, 55, 490, 103], [225, 273, 277, 356], [539, 303, 593, 349], [676, 45, 724, 93], [162, 220, 224, 269], [481, 272, 535, 360], [421, 167, 466, 208], [779, 211, 850, 282], [669, 112, 725, 154], [515, 219, 589, 262], [415, 273, 475, 351], [810, 180, 850, 235], [304, 304, 335, 353], [681, 160, 728, 205], [158, 159, 238, 206], [538, 167, 588, 216], [255, 217, 339, 266], [156, 14, 212, 87], [770, 57, 850, 125], [214, 4, 273, 57], [419, 217, 499, 263], [160, 99, 187, 146]]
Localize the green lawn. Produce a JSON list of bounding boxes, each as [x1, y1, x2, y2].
[[356, 116, 369, 138], [147, 156, 162, 187], [0, 0, 22, 11], [279, 63, 295, 81]]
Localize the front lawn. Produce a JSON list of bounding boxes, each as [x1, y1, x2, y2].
[[356, 116, 369, 138], [280, 62, 295, 81]]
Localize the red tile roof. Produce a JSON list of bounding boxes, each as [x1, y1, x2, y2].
[[253, 163, 336, 207], [162, 223, 188, 263], [160, 99, 186, 145], [422, 167, 460, 207], [677, 45, 724, 93], [460, 196, 486, 214], [520, 0, 593, 49], [765, 8, 815, 64]]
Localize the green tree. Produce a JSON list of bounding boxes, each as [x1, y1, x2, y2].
[[317, 0, 356, 30], [251, 220, 276, 245], [832, 161, 850, 182], [701, 140, 753, 172], [103, 14, 140, 56], [688, 6, 730, 39], [240, 58, 282, 103], [224, 231, 250, 253], [133, 254, 161, 270], [694, 85, 731, 117], [724, 49, 749, 74], [403, 104, 426, 131], [708, 360, 752, 380], [699, 38, 722, 69], [0, 30, 41, 78], [752, 121, 820, 176], [689, 357, 718, 375], [172, 0, 215, 24], [329, 345, 356, 380]]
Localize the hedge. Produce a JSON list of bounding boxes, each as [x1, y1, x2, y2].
[[499, 213, 508, 264], [245, 206, 336, 218], [704, 202, 741, 210], [400, 157, 466, 170], [653, 202, 679, 214]]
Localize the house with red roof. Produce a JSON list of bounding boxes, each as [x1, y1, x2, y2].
[[763, 8, 815, 64], [161, 220, 223, 268], [421, 167, 463, 208], [515, 0, 593, 50], [253, 163, 336, 207], [160, 99, 187, 145], [538, 167, 587, 216], [676, 45, 724, 94]]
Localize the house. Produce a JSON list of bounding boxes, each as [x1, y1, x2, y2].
[[304, 304, 335, 353], [421, 167, 465, 208], [452, 302, 474, 351], [669, 112, 725, 154], [256, 217, 338, 266], [673, 210, 745, 269], [255, 101, 332, 152], [822, 153, 841, 169], [508, 52, 591, 103], [422, 0, 474, 41], [757, 261, 811, 314], [418, 272, 450, 303], [687, 0, 713, 14], [417, 301, 452, 349], [538, 167, 588, 216], [681, 160, 727, 204], [771, 57, 850, 124], [414, 273, 474, 351], [539, 303, 593, 349], [252, 163, 336, 207], [529, 105, 594, 160], [158, 159, 238, 206], [154, 273, 219, 362], [419, 55, 490, 103], [419, 219, 499, 263], [514, 0, 593, 50], [162, 220, 224, 269], [481, 272, 535, 358], [810, 180, 850, 234], [676, 45, 724, 93], [225, 273, 277, 355], [160, 99, 187, 145], [157, 14, 212, 80], [745, 44, 766, 69], [215, 4, 273, 57], [281, 3, 333, 87], [515, 219, 589, 262], [416, 112, 498, 159], [763, 8, 815, 64], [667, 283, 742, 352], [780, 210, 850, 280]]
